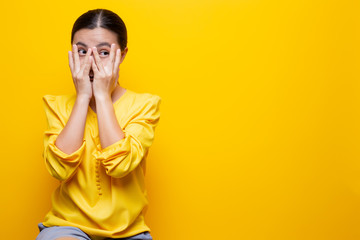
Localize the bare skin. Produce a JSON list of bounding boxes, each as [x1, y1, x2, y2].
[[54, 27, 129, 154]]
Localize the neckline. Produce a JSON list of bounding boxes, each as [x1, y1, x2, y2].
[[88, 88, 130, 115]]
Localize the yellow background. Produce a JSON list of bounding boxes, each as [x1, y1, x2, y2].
[[0, 0, 359, 239]]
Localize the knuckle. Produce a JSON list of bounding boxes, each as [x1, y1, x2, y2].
[[75, 73, 82, 80]]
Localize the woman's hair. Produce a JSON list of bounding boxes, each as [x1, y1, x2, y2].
[[71, 9, 127, 51]]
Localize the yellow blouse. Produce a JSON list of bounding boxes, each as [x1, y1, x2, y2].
[[41, 88, 161, 240]]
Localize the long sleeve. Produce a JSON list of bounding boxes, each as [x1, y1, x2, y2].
[[93, 95, 161, 178], [42, 95, 86, 181]]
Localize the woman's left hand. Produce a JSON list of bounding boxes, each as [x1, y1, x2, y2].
[[91, 43, 121, 99]]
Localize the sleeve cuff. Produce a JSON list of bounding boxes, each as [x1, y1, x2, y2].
[[93, 130, 131, 160], [48, 135, 86, 161]]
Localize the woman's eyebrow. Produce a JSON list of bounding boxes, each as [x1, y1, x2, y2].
[[96, 42, 111, 48], [75, 42, 111, 48]]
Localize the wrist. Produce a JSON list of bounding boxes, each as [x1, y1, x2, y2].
[[76, 94, 91, 104], [94, 92, 111, 103]]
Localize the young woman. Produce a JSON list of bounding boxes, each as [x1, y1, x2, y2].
[[36, 9, 161, 240]]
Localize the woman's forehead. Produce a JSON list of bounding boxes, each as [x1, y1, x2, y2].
[[73, 28, 118, 45], [75, 41, 112, 48]]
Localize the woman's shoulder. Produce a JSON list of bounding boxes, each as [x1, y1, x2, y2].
[[42, 93, 76, 102], [127, 89, 162, 105], [42, 93, 77, 115], [122, 89, 162, 120]]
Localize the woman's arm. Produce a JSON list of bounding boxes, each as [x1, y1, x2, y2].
[[42, 95, 87, 181], [91, 43, 124, 149], [90, 44, 163, 179], [93, 95, 161, 178], [56, 44, 94, 154], [94, 95, 125, 149], [54, 95, 90, 154], [42, 45, 93, 181]]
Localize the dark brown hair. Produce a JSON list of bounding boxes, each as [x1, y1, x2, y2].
[[71, 9, 127, 51]]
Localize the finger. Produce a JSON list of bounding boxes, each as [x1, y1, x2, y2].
[[91, 56, 99, 74], [109, 43, 116, 66], [83, 51, 92, 75], [79, 48, 92, 73], [73, 44, 80, 73], [68, 51, 74, 74], [113, 49, 121, 75], [92, 47, 105, 72]]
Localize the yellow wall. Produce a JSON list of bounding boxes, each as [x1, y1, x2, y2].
[[0, 0, 359, 239]]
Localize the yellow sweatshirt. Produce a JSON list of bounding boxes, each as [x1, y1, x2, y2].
[[41, 88, 161, 240]]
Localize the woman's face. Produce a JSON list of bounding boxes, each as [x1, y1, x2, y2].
[[72, 27, 128, 75]]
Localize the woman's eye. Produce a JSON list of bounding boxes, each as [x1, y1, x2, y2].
[[78, 49, 87, 55], [99, 50, 109, 57]]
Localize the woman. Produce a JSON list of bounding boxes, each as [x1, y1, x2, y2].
[[36, 9, 161, 240]]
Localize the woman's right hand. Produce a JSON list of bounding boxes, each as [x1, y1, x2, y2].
[[68, 44, 93, 100]]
